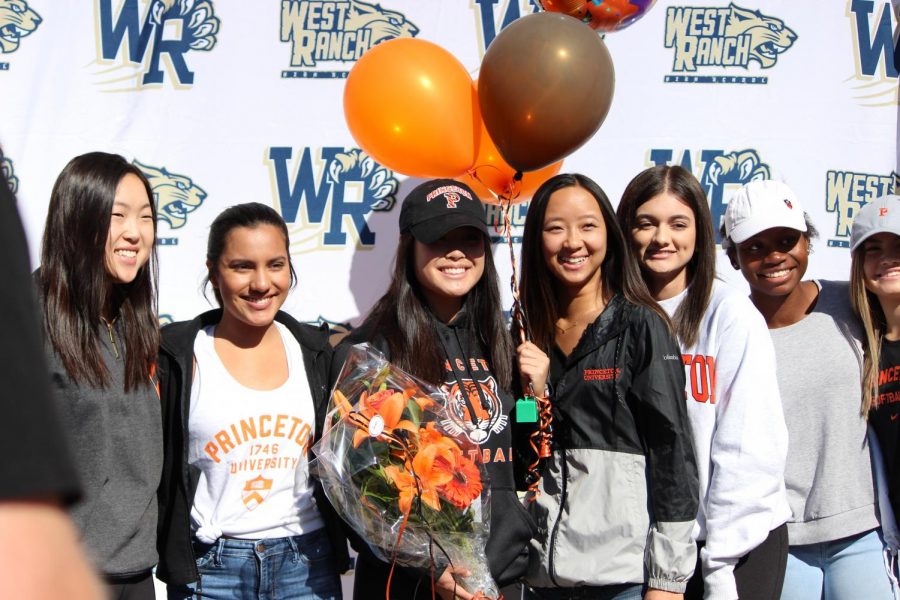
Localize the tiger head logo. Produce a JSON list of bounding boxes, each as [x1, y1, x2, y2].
[[0, 155, 17, 194], [700, 149, 771, 242], [724, 4, 797, 69], [344, 0, 419, 45], [133, 160, 207, 230], [441, 376, 508, 445], [327, 149, 398, 212], [703, 150, 771, 188], [0, 0, 40, 54], [150, 0, 218, 51]]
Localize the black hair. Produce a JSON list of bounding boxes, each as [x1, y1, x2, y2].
[[362, 232, 513, 389], [40, 151, 159, 391], [203, 202, 296, 306], [520, 173, 670, 354]]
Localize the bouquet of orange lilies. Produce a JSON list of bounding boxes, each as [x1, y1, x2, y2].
[[312, 343, 498, 599]]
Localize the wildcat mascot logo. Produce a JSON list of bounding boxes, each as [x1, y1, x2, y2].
[[0, 154, 17, 193], [664, 3, 796, 83], [847, 0, 898, 106], [133, 159, 206, 245], [649, 148, 771, 241], [0, 0, 41, 63], [280, 0, 418, 79], [266, 146, 398, 250], [824, 169, 898, 247], [95, 0, 219, 90], [442, 377, 508, 445]]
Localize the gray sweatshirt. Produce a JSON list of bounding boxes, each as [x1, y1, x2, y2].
[[769, 280, 879, 545], [45, 318, 163, 577]]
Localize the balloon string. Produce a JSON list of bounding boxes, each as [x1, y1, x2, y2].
[[466, 166, 553, 502]]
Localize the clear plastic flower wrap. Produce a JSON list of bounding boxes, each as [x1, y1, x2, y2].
[[312, 343, 498, 599]]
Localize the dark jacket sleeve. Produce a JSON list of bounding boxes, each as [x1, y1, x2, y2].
[[0, 178, 80, 504], [626, 309, 699, 591]]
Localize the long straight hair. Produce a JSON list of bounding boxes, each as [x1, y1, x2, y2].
[[851, 249, 885, 415], [616, 165, 715, 348], [363, 233, 513, 389], [520, 173, 669, 354], [40, 152, 159, 391]]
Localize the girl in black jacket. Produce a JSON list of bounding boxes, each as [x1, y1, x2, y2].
[[332, 179, 537, 600], [517, 173, 698, 600], [157, 203, 348, 599]]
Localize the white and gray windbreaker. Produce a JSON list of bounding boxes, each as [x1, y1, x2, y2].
[[524, 296, 699, 592]]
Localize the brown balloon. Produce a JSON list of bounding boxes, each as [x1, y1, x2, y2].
[[478, 12, 615, 173]]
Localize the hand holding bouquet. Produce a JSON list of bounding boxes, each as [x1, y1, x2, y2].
[[312, 343, 498, 599]]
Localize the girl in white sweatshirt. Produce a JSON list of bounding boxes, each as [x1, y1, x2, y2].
[[617, 166, 792, 600]]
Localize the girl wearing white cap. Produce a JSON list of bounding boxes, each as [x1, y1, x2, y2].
[[617, 166, 791, 600], [722, 180, 895, 599], [849, 194, 900, 541]]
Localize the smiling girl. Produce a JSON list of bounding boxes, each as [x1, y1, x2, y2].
[[850, 195, 900, 538], [332, 179, 536, 599], [722, 181, 895, 600], [157, 203, 348, 599], [518, 173, 698, 600], [38, 152, 162, 599], [617, 166, 790, 600]]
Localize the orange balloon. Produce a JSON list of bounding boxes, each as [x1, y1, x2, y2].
[[457, 116, 563, 205], [344, 38, 479, 178]]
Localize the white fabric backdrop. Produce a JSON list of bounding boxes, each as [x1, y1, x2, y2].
[[1, 0, 897, 327]]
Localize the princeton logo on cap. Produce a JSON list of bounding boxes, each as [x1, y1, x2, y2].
[[426, 185, 471, 209], [784, 199, 793, 209], [880, 207, 889, 217]]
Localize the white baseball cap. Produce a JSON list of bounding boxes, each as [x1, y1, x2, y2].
[[724, 180, 807, 244], [850, 195, 900, 252]]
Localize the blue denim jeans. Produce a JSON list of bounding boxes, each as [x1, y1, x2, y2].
[[166, 529, 342, 600], [780, 528, 896, 600]]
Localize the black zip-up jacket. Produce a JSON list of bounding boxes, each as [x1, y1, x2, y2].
[[332, 310, 537, 598], [522, 295, 699, 592], [155, 309, 350, 585]]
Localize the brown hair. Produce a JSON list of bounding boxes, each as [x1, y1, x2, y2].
[[617, 165, 714, 348], [851, 247, 885, 415]]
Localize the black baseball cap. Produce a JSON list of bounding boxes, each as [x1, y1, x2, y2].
[[398, 179, 488, 244]]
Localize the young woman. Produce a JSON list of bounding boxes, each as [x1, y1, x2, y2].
[[617, 166, 791, 600], [517, 173, 699, 600], [722, 180, 894, 599], [332, 178, 537, 600], [157, 203, 348, 599], [38, 152, 162, 599], [850, 194, 900, 538]]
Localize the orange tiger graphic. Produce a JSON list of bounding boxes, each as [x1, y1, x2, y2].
[[441, 376, 507, 445]]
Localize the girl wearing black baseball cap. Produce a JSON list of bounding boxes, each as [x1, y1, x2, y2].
[[331, 178, 537, 599]]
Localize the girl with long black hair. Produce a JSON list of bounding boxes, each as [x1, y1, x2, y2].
[[39, 151, 162, 599], [332, 178, 537, 599], [517, 173, 698, 600]]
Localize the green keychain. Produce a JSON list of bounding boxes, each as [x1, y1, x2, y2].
[[515, 397, 538, 423]]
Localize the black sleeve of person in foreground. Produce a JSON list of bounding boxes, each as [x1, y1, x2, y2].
[[0, 169, 80, 503]]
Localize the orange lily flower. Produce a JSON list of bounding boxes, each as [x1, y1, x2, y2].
[[352, 389, 417, 448], [385, 443, 455, 514]]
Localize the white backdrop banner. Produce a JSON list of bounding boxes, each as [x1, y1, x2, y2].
[[1, 0, 898, 326]]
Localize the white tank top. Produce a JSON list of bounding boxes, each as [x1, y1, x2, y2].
[[188, 322, 324, 542]]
